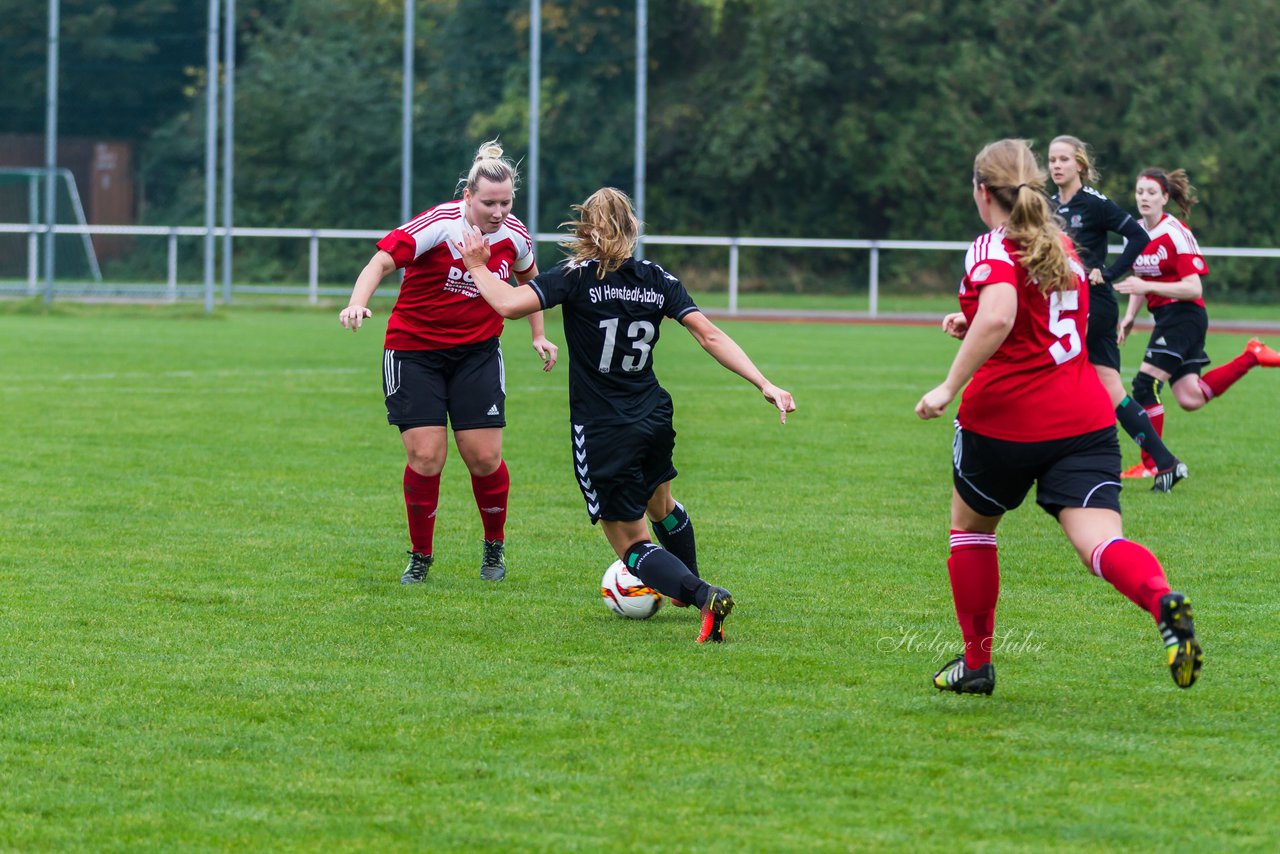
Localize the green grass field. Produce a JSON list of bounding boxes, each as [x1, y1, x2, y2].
[[1, 300, 1278, 851]]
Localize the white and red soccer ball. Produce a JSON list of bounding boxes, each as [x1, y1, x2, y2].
[[600, 559, 663, 619]]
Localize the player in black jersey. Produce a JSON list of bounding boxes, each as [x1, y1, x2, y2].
[[1048, 135, 1185, 492], [459, 187, 795, 644]]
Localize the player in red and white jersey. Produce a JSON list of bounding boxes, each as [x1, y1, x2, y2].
[[916, 140, 1202, 695], [1115, 167, 1280, 480], [339, 140, 559, 585]]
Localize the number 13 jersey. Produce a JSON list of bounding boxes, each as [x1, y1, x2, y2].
[[529, 257, 699, 425], [956, 227, 1114, 442]]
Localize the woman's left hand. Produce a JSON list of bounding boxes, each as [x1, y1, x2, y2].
[[915, 383, 955, 420], [1088, 268, 1106, 286], [1113, 276, 1148, 296], [532, 336, 559, 372]]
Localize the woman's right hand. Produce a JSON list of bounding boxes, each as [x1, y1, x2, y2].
[[942, 312, 969, 340], [340, 305, 372, 331]]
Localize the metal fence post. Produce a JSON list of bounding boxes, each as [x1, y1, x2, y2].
[[728, 238, 739, 315], [308, 231, 319, 304], [868, 243, 880, 319], [27, 175, 39, 296], [167, 228, 178, 300]]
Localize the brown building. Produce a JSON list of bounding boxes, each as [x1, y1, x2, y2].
[[0, 133, 135, 262]]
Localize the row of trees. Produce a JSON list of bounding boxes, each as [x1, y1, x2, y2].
[[3, 0, 1279, 296]]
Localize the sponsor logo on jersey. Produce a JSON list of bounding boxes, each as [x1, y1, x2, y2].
[[970, 263, 991, 283], [444, 260, 510, 297], [1070, 214, 1083, 230], [1133, 244, 1168, 276]]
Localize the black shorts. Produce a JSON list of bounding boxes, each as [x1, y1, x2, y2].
[[952, 423, 1123, 519], [383, 338, 505, 431], [571, 399, 678, 524], [1143, 303, 1210, 381], [1087, 285, 1121, 371]]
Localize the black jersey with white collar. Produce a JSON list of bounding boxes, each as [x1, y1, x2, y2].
[[1051, 185, 1149, 285], [529, 257, 699, 425]]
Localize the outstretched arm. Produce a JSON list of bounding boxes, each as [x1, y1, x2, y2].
[[458, 229, 544, 320], [682, 311, 796, 423], [339, 250, 396, 331], [915, 282, 1016, 419]]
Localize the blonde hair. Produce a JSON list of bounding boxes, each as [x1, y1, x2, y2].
[[1049, 134, 1099, 185], [559, 187, 640, 279], [456, 138, 519, 196], [1139, 167, 1198, 220], [974, 139, 1074, 295]]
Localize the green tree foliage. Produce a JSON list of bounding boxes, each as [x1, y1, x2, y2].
[[7, 0, 1280, 295]]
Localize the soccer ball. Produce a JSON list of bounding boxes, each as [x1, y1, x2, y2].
[[600, 559, 663, 619]]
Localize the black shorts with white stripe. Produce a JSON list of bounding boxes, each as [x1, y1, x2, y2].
[[952, 423, 1123, 519], [383, 337, 506, 431], [570, 400, 677, 524], [1144, 302, 1210, 381]]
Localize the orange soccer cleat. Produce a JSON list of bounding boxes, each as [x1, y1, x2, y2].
[[1245, 338, 1280, 367], [1122, 462, 1155, 479]]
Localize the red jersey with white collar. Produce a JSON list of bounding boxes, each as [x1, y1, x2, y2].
[[955, 227, 1114, 442], [1131, 213, 1207, 310], [377, 199, 535, 350]]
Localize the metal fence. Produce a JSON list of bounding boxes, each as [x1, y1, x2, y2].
[[4, 222, 1280, 317]]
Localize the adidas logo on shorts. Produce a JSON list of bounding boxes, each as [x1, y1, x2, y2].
[[487, 404, 499, 416]]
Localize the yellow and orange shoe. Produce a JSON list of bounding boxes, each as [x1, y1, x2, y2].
[[696, 586, 734, 644], [1122, 462, 1155, 479], [1245, 338, 1280, 367]]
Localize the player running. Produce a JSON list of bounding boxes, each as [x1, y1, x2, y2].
[[1047, 135, 1184, 492], [459, 187, 795, 643], [916, 139, 1203, 695], [1115, 167, 1280, 478]]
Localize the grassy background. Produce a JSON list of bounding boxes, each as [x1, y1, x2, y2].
[[0, 301, 1277, 851]]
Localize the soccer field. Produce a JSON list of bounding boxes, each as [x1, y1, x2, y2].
[[2, 302, 1277, 850]]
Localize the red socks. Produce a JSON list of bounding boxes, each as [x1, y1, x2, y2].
[[1198, 349, 1259, 401], [1139, 403, 1164, 471], [471, 459, 509, 542], [403, 466, 440, 555], [948, 531, 1000, 668], [1090, 538, 1171, 620]]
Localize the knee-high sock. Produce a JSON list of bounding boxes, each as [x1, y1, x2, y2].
[[1090, 538, 1171, 620], [403, 466, 440, 555], [623, 541, 709, 607], [1132, 374, 1165, 472], [470, 460, 509, 542], [651, 502, 698, 577], [1115, 396, 1178, 471], [1198, 350, 1259, 401], [948, 530, 999, 669]]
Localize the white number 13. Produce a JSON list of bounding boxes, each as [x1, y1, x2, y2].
[[1047, 290, 1083, 365], [598, 318, 655, 372]]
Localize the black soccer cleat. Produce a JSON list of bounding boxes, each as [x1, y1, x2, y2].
[[1158, 592, 1203, 688], [1151, 461, 1189, 493], [480, 539, 506, 582], [401, 551, 433, 585], [696, 586, 734, 643], [933, 655, 996, 695]]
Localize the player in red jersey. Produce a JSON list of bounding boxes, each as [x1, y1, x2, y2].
[[1047, 136, 1184, 491], [1115, 167, 1280, 484], [339, 140, 559, 584], [916, 140, 1202, 694]]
